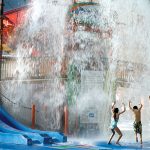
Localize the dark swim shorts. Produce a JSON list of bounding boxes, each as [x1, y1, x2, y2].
[[133, 121, 142, 134]]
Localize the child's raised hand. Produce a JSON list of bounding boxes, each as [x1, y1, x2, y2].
[[112, 101, 116, 105], [140, 98, 144, 106], [111, 102, 115, 109], [140, 102, 143, 106]]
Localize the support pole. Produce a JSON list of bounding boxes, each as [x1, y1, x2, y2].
[[64, 105, 68, 135], [31, 104, 36, 129], [0, 0, 3, 60], [0, 0, 4, 104]]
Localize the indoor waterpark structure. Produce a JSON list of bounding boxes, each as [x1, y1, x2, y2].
[[0, 0, 150, 149]]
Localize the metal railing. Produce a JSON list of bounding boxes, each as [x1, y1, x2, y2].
[[115, 60, 147, 84], [1, 56, 58, 80], [0, 56, 148, 83], [0, 91, 33, 126]]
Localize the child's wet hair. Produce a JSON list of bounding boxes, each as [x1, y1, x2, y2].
[[113, 108, 119, 121], [114, 108, 119, 113], [133, 106, 138, 110]]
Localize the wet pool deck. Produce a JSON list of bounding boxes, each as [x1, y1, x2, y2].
[[0, 141, 149, 150]]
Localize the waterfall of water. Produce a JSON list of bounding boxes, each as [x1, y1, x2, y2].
[[2, 0, 150, 140], [101, 0, 150, 140]]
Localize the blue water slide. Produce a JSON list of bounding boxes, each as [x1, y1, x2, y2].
[[0, 106, 67, 143], [0, 132, 32, 145], [0, 118, 52, 145]]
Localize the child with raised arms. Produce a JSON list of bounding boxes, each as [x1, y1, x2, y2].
[[129, 101, 143, 145], [108, 102, 126, 145]]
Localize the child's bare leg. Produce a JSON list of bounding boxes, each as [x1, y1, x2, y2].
[[108, 129, 115, 144], [114, 127, 122, 145], [135, 133, 138, 142], [140, 134, 142, 144]]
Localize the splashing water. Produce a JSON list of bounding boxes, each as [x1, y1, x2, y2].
[[103, 0, 150, 141], [3, 0, 69, 131], [1, 0, 150, 141]]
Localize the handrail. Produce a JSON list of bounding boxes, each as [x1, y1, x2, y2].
[[0, 92, 16, 105], [0, 92, 40, 111]]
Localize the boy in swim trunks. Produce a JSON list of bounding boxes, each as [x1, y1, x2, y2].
[[129, 101, 143, 144]]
